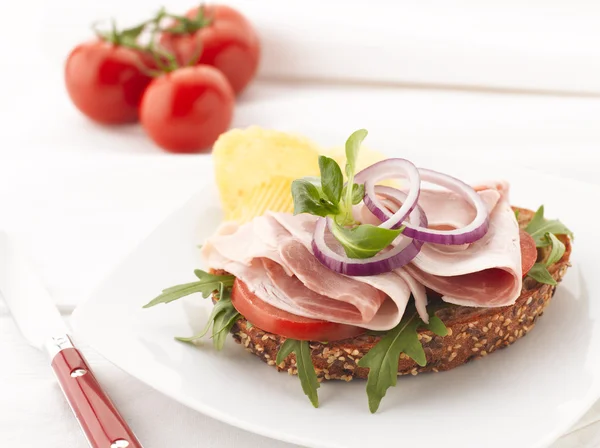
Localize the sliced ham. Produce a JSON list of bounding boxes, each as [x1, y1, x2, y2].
[[272, 181, 521, 310], [203, 217, 287, 272], [395, 268, 429, 323], [263, 260, 363, 322], [404, 198, 522, 307], [278, 240, 387, 321], [201, 214, 413, 330], [269, 212, 418, 325], [418, 188, 501, 231], [202, 179, 522, 331]]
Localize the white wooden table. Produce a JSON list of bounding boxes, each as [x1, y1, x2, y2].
[[2, 80, 600, 447], [2, 0, 600, 446]]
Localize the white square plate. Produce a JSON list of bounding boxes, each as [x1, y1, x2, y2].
[[72, 160, 600, 448]]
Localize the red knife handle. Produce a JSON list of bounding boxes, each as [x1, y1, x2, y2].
[[51, 347, 142, 448]]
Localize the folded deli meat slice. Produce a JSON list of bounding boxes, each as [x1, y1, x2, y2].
[[418, 188, 501, 231], [202, 180, 522, 329], [353, 181, 521, 307], [271, 212, 430, 324], [405, 198, 522, 307], [201, 214, 413, 330]]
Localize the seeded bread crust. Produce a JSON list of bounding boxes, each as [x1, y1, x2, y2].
[[215, 207, 572, 382]]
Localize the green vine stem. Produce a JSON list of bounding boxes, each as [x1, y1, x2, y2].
[[91, 4, 214, 76]]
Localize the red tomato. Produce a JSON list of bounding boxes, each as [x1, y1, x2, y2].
[[231, 279, 366, 342], [520, 229, 537, 275], [160, 5, 260, 94], [65, 41, 154, 124], [139, 65, 234, 153]]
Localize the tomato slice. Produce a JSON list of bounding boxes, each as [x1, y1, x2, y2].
[[520, 229, 537, 276], [230, 279, 366, 341]]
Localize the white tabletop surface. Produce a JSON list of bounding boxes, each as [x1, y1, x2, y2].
[[2, 0, 600, 446]]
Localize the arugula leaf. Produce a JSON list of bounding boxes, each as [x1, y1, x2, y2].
[[211, 285, 240, 335], [526, 231, 565, 286], [276, 339, 296, 363], [525, 206, 573, 247], [318, 156, 343, 204], [330, 221, 403, 258], [425, 315, 449, 337], [545, 232, 566, 266], [523, 206, 569, 286], [276, 339, 320, 408], [246, 321, 254, 329], [145, 271, 239, 350], [174, 298, 226, 341], [291, 179, 338, 217], [211, 306, 241, 350], [527, 263, 557, 286], [143, 270, 235, 308], [358, 310, 448, 413], [175, 284, 241, 350]]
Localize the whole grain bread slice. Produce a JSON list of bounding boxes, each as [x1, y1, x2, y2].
[[217, 207, 572, 381]]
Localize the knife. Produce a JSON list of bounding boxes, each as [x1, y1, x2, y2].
[[0, 231, 142, 448]]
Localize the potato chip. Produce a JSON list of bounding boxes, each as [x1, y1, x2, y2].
[[227, 177, 294, 223], [213, 127, 395, 222], [213, 127, 320, 218]]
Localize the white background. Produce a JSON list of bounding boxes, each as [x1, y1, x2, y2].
[[1, 0, 600, 446]]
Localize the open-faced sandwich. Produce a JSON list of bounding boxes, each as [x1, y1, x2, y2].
[[145, 127, 573, 413]]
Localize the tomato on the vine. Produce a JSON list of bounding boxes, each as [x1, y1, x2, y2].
[[65, 41, 154, 124], [139, 64, 234, 153], [160, 5, 260, 94]]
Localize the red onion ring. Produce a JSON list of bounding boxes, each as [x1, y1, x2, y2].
[[311, 202, 425, 276], [364, 169, 489, 245], [369, 185, 428, 230], [353, 159, 421, 229]]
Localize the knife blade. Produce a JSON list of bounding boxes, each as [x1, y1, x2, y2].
[[0, 231, 143, 448], [0, 231, 69, 350]]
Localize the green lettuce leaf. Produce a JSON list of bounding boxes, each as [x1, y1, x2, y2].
[[290, 129, 398, 256], [342, 183, 365, 205], [342, 129, 368, 220], [330, 221, 403, 259], [344, 129, 368, 180], [291, 178, 338, 217], [318, 155, 344, 205]]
